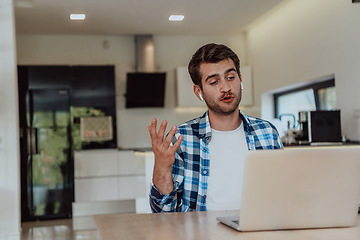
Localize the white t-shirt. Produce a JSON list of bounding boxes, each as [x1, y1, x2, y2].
[[206, 123, 248, 211]]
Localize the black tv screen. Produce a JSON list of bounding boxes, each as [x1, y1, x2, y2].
[[125, 72, 166, 108]]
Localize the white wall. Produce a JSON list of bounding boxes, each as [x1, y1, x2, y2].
[[0, 0, 21, 239], [247, 0, 360, 141], [16, 34, 248, 148]]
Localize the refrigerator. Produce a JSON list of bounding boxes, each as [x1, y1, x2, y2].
[[18, 65, 117, 221], [20, 88, 73, 220]]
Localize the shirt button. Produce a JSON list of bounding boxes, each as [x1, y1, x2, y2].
[[203, 170, 207, 175]]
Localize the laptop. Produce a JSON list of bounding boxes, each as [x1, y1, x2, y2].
[[217, 147, 360, 231]]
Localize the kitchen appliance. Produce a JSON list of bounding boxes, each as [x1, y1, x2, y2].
[[18, 65, 116, 221], [297, 110, 342, 143]]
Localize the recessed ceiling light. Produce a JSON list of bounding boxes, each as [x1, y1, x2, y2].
[[169, 15, 184, 21], [70, 14, 86, 20]]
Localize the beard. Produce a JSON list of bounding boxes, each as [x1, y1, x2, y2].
[[204, 89, 242, 116]]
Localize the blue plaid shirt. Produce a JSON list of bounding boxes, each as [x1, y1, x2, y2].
[[149, 111, 283, 212]]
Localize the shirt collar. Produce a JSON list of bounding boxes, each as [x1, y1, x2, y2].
[[198, 110, 249, 144], [198, 112, 212, 143]]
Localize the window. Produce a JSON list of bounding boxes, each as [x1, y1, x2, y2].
[[274, 78, 336, 129]]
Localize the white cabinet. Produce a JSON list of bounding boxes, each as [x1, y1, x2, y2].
[[73, 149, 147, 230], [118, 176, 146, 199], [74, 150, 118, 178], [75, 177, 119, 202], [240, 66, 253, 106], [176, 66, 205, 107]]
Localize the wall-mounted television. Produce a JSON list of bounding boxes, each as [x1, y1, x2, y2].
[[125, 72, 166, 108]]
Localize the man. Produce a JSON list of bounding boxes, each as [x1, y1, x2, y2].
[[148, 43, 283, 213]]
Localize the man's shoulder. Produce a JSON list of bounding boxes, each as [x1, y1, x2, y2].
[[243, 114, 276, 130], [176, 117, 202, 139], [178, 117, 200, 129], [178, 112, 206, 130], [175, 112, 209, 140]]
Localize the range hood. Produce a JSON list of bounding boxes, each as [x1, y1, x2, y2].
[[126, 35, 166, 108], [135, 35, 155, 72]]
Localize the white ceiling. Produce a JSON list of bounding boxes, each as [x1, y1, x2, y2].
[[15, 0, 286, 35]]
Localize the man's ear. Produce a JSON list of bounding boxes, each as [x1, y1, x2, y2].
[[239, 73, 243, 90], [193, 85, 203, 102]]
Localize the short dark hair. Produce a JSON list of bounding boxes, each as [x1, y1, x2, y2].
[[188, 43, 240, 89]]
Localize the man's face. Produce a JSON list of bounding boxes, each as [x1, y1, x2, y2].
[[198, 59, 242, 116]]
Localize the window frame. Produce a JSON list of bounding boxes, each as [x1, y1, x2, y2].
[[274, 78, 335, 118]]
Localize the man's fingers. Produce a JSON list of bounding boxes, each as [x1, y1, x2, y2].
[[157, 120, 168, 139], [147, 118, 158, 142], [163, 126, 183, 154], [163, 125, 177, 147], [148, 119, 182, 153], [172, 134, 183, 150]]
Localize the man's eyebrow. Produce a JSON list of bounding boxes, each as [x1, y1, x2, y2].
[[205, 68, 237, 82], [225, 68, 237, 74], [205, 73, 219, 82]]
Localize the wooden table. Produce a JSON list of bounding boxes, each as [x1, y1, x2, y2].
[[95, 210, 360, 240]]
